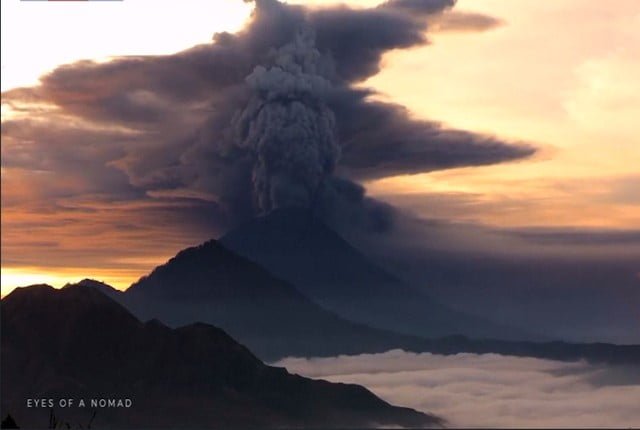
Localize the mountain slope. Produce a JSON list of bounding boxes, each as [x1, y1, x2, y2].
[[0, 285, 441, 429], [221, 208, 530, 340], [100, 241, 434, 360], [75, 238, 639, 366]]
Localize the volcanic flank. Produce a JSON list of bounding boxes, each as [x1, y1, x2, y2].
[[79, 236, 639, 365], [221, 207, 529, 341], [116, 238, 432, 360]]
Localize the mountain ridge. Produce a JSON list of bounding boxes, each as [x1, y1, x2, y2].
[[74, 242, 438, 361], [1, 284, 441, 429], [66, 277, 640, 365]]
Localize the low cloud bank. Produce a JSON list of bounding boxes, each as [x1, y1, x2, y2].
[[275, 350, 640, 428]]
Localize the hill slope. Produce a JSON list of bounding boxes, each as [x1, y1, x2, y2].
[[0, 285, 441, 429]]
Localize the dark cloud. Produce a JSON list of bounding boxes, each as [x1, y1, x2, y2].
[[379, 0, 455, 16], [379, 0, 501, 33], [429, 11, 503, 33], [2, 0, 532, 235], [309, 5, 431, 82], [226, 27, 341, 212], [331, 90, 534, 180]]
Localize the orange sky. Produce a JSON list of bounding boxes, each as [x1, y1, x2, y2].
[[1, 0, 639, 296], [363, 0, 640, 228]]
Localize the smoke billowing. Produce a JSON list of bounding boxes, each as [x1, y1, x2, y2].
[[2, 0, 535, 234], [231, 27, 339, 212]]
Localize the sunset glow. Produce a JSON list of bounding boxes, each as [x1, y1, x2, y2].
[[2, 0, 639, 295], [0, 267, 136, 297]]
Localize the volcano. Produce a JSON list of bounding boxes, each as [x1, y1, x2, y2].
[[75, 219, 637, 365], [221, 208, 528, 340], [95, 240, 430, 360]]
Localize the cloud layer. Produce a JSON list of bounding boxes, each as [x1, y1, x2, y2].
[[276, 350, 640, 428]]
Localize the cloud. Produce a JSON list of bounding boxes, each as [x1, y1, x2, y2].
[[428, 11, 503, 33], [1, 0, 532, 230], [505, 228, 640, 246], [564, 49, 640, 137], [227, 26, 341, 212], [366, 173, 640, 229], [379, 0, 455, 16], [275, 350, 640, 428], [334, 92, 534, 180]]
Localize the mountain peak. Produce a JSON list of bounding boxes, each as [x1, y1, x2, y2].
[[221, 209, 410, 301], [126, 238, 304, 301], [5, 283, 115, 307], [118, 234, 432, 360], [2, 284, 138, 340], [8, 283, 54, 293], [71, 278, 114, 289]]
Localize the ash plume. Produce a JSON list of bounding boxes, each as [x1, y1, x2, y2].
[[2, 0, 536, 234], [230, 27, 340, 213]]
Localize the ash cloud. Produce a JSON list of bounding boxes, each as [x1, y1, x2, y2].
[[2, 0, 534, 233], [379, 0, 456, 16], [230, 27, 340, 212], [431, 11, 503, 33]]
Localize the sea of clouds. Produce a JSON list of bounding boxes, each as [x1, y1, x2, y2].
[[275, 350, 640, 428]]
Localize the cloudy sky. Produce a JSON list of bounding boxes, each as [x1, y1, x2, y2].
[[1, 0, 639, 296]]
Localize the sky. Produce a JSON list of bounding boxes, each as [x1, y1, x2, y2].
[[1, 0, 639, 296], [1, 0, 254, 293], [365, 0, 640, 229]]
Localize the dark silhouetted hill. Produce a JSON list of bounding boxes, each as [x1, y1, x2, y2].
[[0, 414, 19, 429], [0, 285, 441, 429]]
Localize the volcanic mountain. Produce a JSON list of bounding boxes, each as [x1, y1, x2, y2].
[[220, 208, 527, 340], [93, 240, 430, 360], [0, 285, 440, 429], [81, 224, 639, 365]]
